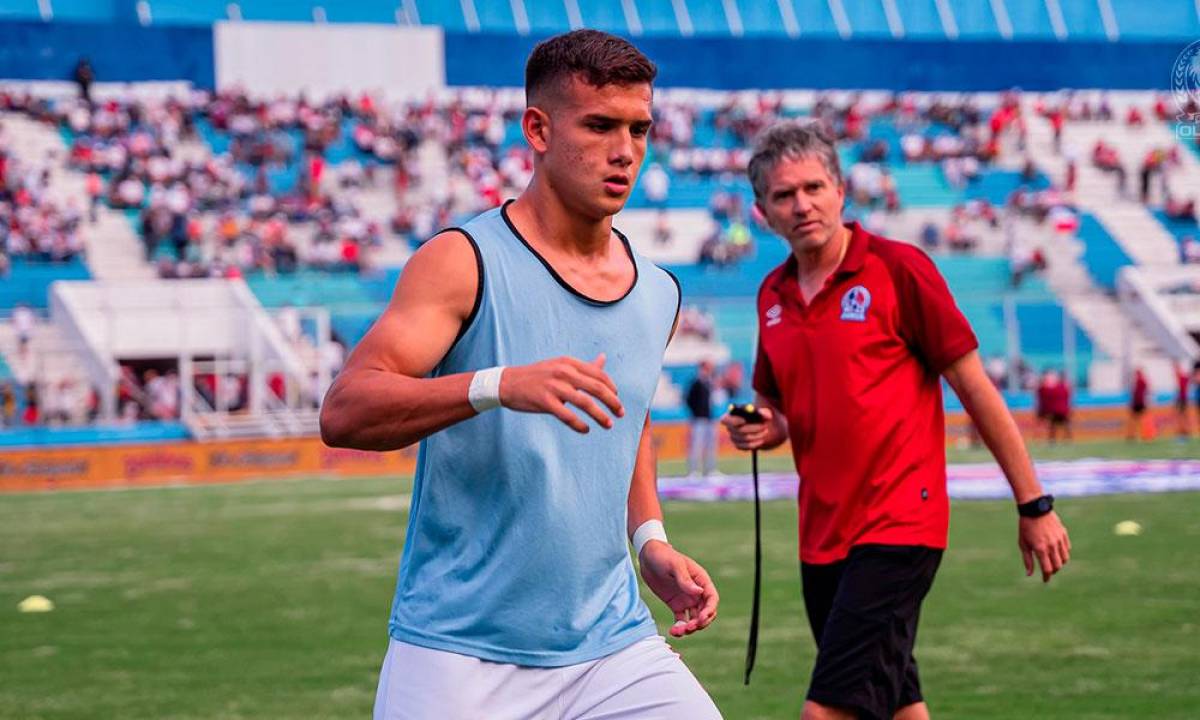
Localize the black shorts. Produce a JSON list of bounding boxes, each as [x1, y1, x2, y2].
[[801, 544, 943, 720]]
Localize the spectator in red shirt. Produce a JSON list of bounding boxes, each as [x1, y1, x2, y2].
[[1173, 361, 1191, 438], [1035, 369, 1072, 443], [1126, 367, 1150, 442], [1193, 361, 1200, 433], [722, 121, 1070, 720], [21, 384, 39, 425]]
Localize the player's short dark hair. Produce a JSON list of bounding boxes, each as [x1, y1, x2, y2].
[[525, 29, 657, 106]]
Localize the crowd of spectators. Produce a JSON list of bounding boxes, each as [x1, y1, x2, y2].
[[0, 123, 86, 274], [4, 85, 1200, 434], [50, 91, 398, 278], [0, 378, 100, 428]]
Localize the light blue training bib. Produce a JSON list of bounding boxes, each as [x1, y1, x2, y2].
[[387, 201, 680, 666]]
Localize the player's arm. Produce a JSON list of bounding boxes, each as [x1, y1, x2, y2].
[[319, 230, 624, 451], [943, 349, 1071, 582], [628, 411, 719, 637], [319, 230, 483, 451], [626, 411, 664, 538]]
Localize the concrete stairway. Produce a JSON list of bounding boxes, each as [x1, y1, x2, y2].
[[1034, 221, 1171, 392], [1017, 107, 1182, 267]]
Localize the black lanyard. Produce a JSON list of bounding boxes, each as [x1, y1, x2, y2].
[[744, 448, 761, 685]]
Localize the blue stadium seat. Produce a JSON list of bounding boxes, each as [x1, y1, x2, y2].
[[524, 0, 572, 32], [576, 0, 626, 32], [789, 0, 839, 37], [976, 302, 1093, 383], [323, 0, 398, 24], [47, 0, 117, 21], [1075, 213, 1131, 292], [839, 0, 891, 38], [149, 0, 231, 24], [1109, 0, 1200, 38], [1152, 210, 1199, 256], [1056, 0, 1106, 39], [237, 0, 315, 23], [1178, 128, 1200, 162], [686, 0, 730, 35], [948, 0, 1000, 39], [0, 259, 92, 310], [1012, 302, 1093, 355], [733, 0, 785, 36], [0, 422, 191, 448], [413, 0, 466, 30], [710, 300, 758, 367], [635, 0, 679, 34], [936, 255, 1016, 295], [888, 165, 962, 207], [1004, 0, 1055, 39], [0, 0, 42, 20], [964, 169, 1051, 205], [331, 310, 379, 346], [476, 0, 517, 32], [895, 0, 944, 38], [245, 270, 378, 310], [361, 268, 403, 302]]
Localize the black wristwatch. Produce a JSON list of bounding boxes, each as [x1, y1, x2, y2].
[[1017, 494, 1055, 518]]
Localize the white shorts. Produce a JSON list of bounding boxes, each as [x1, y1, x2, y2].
[[373, 635, 723, 720]]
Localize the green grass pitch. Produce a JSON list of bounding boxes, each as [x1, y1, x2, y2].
[[1, 438, 1198, 718]]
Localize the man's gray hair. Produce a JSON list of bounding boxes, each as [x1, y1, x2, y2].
[[747, 120, 842, 200]]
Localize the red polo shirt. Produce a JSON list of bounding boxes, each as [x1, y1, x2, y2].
[[753, 223, 978, 565]]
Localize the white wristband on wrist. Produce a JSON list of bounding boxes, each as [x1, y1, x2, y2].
[[468, 367, 505, 413], [632, 519, 668, 558]]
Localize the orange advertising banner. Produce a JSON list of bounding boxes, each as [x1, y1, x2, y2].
[[0, 437, 419, 492], [0, 405, 1180, 493]]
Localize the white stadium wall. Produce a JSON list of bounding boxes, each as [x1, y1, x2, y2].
[[214, 22, 445, 101]]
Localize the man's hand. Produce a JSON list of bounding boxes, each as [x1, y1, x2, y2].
[[499, 354, 624, 433], [1019, 511, 1071, 582], [638, 541, 719, 637], [720, 406, 777, 450]]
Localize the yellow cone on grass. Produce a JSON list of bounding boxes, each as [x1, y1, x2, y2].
[[1114, 520, 1142, 536], [17, 595, 54, 613]]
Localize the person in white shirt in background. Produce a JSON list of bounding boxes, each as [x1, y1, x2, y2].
[[12, 304, 35, 346]]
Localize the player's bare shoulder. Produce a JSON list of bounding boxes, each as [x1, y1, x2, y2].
[[340, 228, 482, 378], [388, 228, 481, 322]]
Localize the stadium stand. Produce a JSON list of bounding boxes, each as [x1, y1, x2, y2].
[[7, 0, 1149, 40], [3, 3, 1200, 442], [1, 259, 91, 308], [0, 0, 1193, 41]]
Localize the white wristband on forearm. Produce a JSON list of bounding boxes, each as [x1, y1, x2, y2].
[[632, 519, 668, 558], [468, 367, 505, 413]]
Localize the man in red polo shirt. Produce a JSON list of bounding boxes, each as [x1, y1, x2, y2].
[[722, 121, 1071, 720]]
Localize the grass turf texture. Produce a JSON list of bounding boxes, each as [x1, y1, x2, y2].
[[1, 439, 1197, 719]]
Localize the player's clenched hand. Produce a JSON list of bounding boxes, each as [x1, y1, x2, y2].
[[499, 354, 624, 433], [720, 407, 776, 450], [1019, 511, 1071, 583], [638, 541, 719, 637]]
